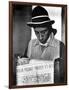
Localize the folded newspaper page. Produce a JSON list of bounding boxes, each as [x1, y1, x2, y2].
[[16, 59, 54, 85]]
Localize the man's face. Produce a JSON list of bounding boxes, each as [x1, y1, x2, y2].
[[34, 27, 51, 44]]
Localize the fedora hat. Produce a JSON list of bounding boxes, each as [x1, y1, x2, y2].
[[27, 6, 55, 27]]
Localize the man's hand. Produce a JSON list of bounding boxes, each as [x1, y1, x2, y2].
[[17, 57, 30, 66]]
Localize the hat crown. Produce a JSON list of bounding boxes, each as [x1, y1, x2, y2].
[[32, 6, 49, 17], [27, 6, 56, 35]]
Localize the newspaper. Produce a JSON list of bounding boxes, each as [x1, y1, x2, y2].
[[16, 59, 54, 85]]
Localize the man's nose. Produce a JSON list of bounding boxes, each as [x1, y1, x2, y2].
[[39, 33, 43, 40]]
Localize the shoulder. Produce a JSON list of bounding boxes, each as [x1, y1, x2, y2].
[[54, 39, 64, 46], [52, 38, 64, 47], [28, 39, 38, 46]]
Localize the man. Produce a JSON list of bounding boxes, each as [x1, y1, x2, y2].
[[27, 6, 65, 83]]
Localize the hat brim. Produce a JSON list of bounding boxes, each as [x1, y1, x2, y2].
[[52, 28, 57, 35], [27, 20, 55, 27]]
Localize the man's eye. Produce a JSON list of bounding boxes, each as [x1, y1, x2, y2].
[[41, 31, 46, 34], [42, 32, 45, 34], [42, 30, 48, 34], [35, 31, 39, 34]]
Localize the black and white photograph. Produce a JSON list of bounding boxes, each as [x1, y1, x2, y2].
[[9, 1, 67, 88]]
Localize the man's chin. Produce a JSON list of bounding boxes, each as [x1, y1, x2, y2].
[[39, 40, 46, 44]]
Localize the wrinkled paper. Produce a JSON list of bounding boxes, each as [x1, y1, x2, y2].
[[16, 59, 54, 85]]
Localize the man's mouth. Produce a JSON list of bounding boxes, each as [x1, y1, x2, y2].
[[39, 39, 44, 43]]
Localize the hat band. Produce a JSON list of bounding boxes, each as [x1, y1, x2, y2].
[[32, 15, 49, 19], [32, 17, 50, 22]]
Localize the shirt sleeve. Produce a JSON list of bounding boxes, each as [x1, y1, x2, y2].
[[27, 40, 32, 58]]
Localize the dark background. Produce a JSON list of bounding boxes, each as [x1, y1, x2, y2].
[[13, 4, 32, 84]]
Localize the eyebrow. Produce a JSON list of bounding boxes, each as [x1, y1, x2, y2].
[[35, 29, 48, 33]]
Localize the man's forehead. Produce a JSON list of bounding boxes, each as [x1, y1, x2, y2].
[[33, 27, 49, 32]]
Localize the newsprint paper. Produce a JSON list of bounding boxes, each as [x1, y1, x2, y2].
[[16, 59, 54, 86]]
